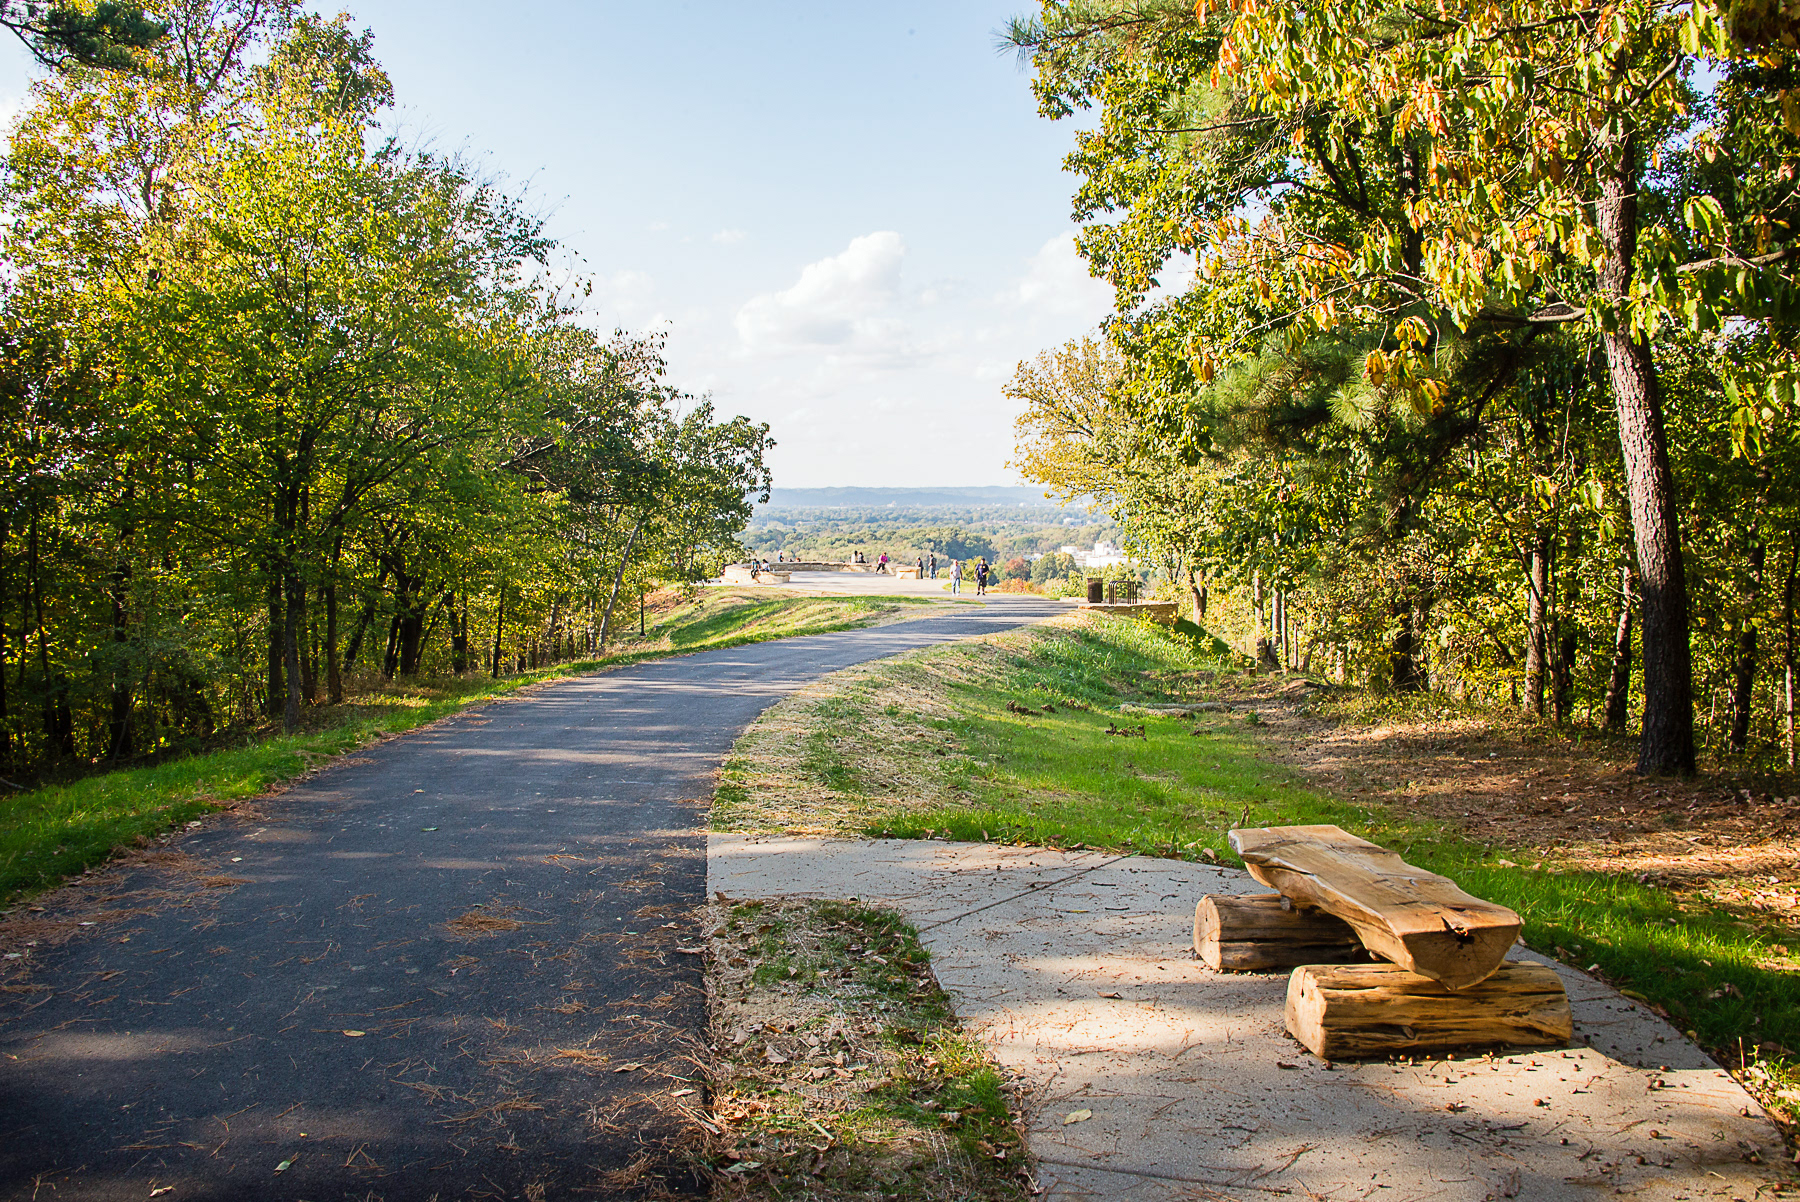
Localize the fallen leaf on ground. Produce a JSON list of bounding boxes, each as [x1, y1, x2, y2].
[[150, 1188, 174, 1198], [274, 1160, 292, 1174], [612, 1062, 643, 1073], [723, 1161, 763, 1173], [671, 1088, 696, 1097], [1277, 1062, 1300, 1069], [1063, 1109, 1092, 1125], [1097, 990, 1122, 999], [342, 1030, 365, 1037]]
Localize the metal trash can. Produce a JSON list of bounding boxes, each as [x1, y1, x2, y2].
[[1087, 578, 1104, 604]]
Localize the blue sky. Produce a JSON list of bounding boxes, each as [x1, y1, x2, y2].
[[0, 1, 1121, 488]]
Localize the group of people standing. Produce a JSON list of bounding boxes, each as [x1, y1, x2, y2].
[[835, 549, 992, 595]]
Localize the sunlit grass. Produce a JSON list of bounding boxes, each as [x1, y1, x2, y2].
[[880, 615, 1800, 1077]]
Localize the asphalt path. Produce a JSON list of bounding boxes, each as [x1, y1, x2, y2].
[[0, 597, 1069, 1201]]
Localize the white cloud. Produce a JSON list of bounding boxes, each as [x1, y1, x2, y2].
[[735, 231, 909, 357], [647, 220, 671, 232], [1003, 231, 1115, 315], [712, 228, 747, 244]]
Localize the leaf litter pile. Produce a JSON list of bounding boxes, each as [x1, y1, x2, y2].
[[701, 898, 1030, 1200]]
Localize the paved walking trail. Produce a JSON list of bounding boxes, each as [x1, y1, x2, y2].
[[715, 836, 1795, 1202], [0, 597, 1064, 1202]]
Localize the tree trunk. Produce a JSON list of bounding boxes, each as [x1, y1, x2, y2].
[[1603, 565, 1635, 733], [342, 565, 385, 672], [383, 606, 402, 679], [491, 581, 507, 678], [1598, 133, 1694, 774], [1389, 595, 1421, 692], [449, 591, 469, 674], [106, 557, 132, 760], [283, 568, 304, 732], [266, 576, 285, 721], [1253, 571, 1277, 668], [1524, 533, 1550, 718], [0, 513, 9, 774], [1729, 539, 1765, 752], [1782, 540, 1796, 769], [1552, 528, 1579, 725], [1274, 589, 1287, 670], [598, 516, 646, 650], [1288, 597, 1303, 672], [301, 587, 318, 706], [326, 580, 342, 704], [395, 576, 427, 677], [29, 508, 71, 761]]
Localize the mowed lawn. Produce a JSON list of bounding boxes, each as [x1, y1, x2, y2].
[[771, 614, 1799, 1116]]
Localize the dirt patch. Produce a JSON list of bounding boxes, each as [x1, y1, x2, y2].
[[700, 897, 1030, 1200], [446, 908, 527, 937]]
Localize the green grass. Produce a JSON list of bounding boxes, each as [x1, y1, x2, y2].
[[879, 615, 1799, 1081], [651, 591, 937, 649], [0, 591, 928, 907]]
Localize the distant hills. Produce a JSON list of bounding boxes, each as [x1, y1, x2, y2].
[[759, 486, 1069, 509]]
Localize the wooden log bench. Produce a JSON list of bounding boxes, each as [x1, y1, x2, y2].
[[1193, 893, 1364, 971], [1229, 824, 1521, 990], [1285, 961, 1572, 1059]]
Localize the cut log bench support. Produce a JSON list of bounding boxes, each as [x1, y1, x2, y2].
[[1229, 824, 1522, 990], [1192, 825, 1570, 1059], [1193, 893, 1364, 971], [1285, 962, 1574, 1060]]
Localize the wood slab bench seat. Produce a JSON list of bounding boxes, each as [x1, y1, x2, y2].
[[1228, 824, 1521, 990]]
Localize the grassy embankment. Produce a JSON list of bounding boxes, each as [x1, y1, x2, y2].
[[0, 589, 933, 906], [715, 613, 1800, 1127]]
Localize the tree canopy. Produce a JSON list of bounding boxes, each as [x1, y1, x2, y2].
[[0, 1, 771, 773], [1009, 0, 1799, 773]]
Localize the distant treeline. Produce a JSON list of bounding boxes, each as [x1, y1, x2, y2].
[[743, 512, 1118, 567]]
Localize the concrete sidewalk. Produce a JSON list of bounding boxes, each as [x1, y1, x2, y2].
[[710, 834, 1794, 1201]]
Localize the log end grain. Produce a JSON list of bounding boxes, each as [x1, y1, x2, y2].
[[1194, 893, 1365, 971], [1284, 961, 1573, 1060]]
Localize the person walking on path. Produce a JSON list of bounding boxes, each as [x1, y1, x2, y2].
[[915, 556, 924, 580], [976, 558, 989, 596], [950, 558, 962, 594], [928, 552, 937, 579]]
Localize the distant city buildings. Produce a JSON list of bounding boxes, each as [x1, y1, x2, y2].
[[1039, 541, 1131, 569]]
